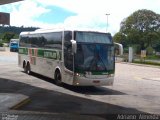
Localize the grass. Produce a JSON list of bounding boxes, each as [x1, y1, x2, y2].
[[133, 59, 160, 66], [145, 55, 160, 60]]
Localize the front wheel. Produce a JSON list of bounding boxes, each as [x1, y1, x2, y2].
[[55, 71, 62, 86]]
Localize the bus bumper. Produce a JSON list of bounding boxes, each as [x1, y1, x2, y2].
[[73, 76, 114, 86]]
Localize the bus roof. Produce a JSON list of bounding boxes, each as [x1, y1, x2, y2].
[[10, 39, 19, 42], [20, 28, 110, 36]]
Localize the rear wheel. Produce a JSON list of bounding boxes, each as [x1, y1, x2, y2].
[[55, 70, 62, 86], [25, 63, 31, 75], [23, 62, 27, 72]]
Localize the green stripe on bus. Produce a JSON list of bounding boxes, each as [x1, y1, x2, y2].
[[19, 47, 62, 60], [37, 49, 44, 57], [44, 50, 57, 59], [19, 48, 28, 55]]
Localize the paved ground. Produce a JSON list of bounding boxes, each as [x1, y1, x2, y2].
[[0, 93, 29, 111], [0, 48, 160, 120]]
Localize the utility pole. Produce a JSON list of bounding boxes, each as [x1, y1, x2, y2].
[[106, 13, 110, 33]]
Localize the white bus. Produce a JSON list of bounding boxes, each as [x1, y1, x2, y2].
[[18, 29, 116, 86]]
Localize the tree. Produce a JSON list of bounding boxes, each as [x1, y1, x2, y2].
[[113, 32, 127, 47], [118, 9, 160, 53], [2, 32, 15, 43], [152, 32, 160, 52]]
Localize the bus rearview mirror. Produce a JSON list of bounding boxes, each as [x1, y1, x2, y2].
[[70, 40, 77, 54]]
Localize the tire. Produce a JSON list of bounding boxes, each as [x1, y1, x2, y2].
[[55, 71, 62, 86], [25, 63, 31, 75], [23, 62, 26, 72], [24, 65, 27, 72]]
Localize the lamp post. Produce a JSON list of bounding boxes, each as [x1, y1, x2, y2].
[[106, 13, 110, 32]]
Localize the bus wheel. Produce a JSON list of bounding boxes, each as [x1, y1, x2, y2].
[[26, 63, 31, 75], [55, 70, 62, 86], [23, 64, 26, 72]]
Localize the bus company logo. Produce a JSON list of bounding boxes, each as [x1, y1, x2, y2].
[[44, 51, 57, 59]]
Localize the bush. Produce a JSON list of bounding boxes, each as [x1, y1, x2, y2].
[[132, 44, 141, 54], [0, 42, 3, 47], [123, 47, 129, 53], [146, 55, 160, 60], [133, 60, 160, 66], [146, 46, 154, 55]]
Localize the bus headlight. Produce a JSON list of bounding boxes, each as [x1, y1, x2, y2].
[[75, 73, 81, 77], [108, 74, 114, 77], [76, 82, 80, 85], [110, 74, 114, 77]]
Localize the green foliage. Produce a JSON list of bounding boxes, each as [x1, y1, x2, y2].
[[0, 26, 38, 35], [0, 26, 39, 43], [113, 32, 128, 48], [113, 32, 124, 43], [152, 32, 160, 52], [131, 44, 141, 54], [2, 32, 15, 43], [0, 41, 3, 47], [13, 34, 19, 39], [114, 9, 160, 54], [146, 46, 154, 55], [133, 60, 160, 66], [123, 47, 129, 53], [153, 43, 160, 52], [121, 9, 160, 33], [146, 55, 160, 60]]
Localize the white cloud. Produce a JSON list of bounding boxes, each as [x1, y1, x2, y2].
[[10, 0, 50, 27], [5, 0, 160, 35]]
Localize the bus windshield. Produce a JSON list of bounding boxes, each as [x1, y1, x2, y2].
[[11, 43, 18, 46], [75, 31, 112, 44], [74, 31, 114, 72], [75, 44, 114, 72]]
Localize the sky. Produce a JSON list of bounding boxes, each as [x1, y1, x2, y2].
[[0, 0, 160, 35]]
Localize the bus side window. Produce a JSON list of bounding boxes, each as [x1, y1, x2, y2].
[[40, 36, 46, 47]]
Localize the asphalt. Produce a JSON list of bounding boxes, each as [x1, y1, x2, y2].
[[0, 78, 107, 120], [0, 93, 106, 120], [0, 76, 141, 120], [0, 93, 29, 111], [0, 71, 155, 120]]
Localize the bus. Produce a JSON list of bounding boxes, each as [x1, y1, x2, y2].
[[18, 29, 117, 86], [10, 39, 19, 52]]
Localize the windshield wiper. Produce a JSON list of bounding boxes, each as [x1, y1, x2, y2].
[[98, 54, 108, 71]]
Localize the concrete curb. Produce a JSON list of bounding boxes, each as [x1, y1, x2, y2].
[[0, 47, 5, 51], [119, 62, 160, 68], [0, 93, 30, 111], [10, 98, 31, 110]]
